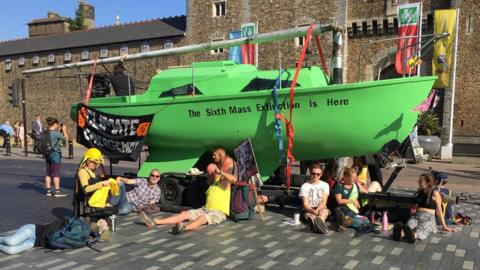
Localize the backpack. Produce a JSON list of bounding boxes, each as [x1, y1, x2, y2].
[[229, 162, 257, 221], [38, 130, 54, 156], [48, 217, 96, 250]]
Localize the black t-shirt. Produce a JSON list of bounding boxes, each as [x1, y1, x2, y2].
[[110, 73, 135, 96], [34, 218, 68, 247]]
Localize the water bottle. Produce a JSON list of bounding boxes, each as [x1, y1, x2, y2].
[[382, 211, 388, 231], [110, 215, 116, 232]]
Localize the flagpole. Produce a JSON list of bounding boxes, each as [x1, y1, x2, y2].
[[417, 1, 423, 76], [447, 9, 460, 147]]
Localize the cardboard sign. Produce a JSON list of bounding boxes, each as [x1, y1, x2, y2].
[[76, 104, 153, 161], [234, 139, 259, 181]]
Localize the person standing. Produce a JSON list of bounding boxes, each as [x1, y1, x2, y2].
[[44, 117, 68, 197], [0, 121, 14, 148], [32, 114, 44, 154], [110, 62, 135, 96]]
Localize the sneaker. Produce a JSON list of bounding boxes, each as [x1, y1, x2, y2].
[[171, 222, 185, 235], [392, 222, 403, 241], [138, 211, 156, 229], [314, 217, 329, 234], [307, 217, 317, 233], [403, 225, 416, 243], [46, 189, 53, 196], [54, 190, 68, 197]]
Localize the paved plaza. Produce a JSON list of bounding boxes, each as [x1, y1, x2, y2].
[[0, 147, 479, 270]]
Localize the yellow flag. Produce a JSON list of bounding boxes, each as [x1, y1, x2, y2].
[[433, 9, 457, 88]]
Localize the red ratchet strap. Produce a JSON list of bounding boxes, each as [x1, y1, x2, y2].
[[275, 23, 314, 191], [314, 35, 329, 76], [84, 58, 98, 105]]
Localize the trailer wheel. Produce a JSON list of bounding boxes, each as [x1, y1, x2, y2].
[[159, 177, 184, 206]]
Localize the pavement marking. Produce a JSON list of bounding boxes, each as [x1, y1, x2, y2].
[[446, 244, 456, 252], [349, 239, 361, 246], [260, 234, 273, 241], [71, 265, 94, 270], [277, 223, 288, 228], [288, 233, 302, 241], [140, 229, 157, 236], [238, 248, 255, 257], [371, 244, 385, 253], [206, 229, 221, 235], [124, 214, 140, 221], [230, 223, 244, 229], [470, 231, 479, 238], [320, 239, 332, 246], [149, 238, 168, 245], [222, 246, 239, 254], [37, 258, 64, 267], [304, 236, 316, 243], [431, 252, 443, 261], [388, 268, 401, 270], [135, 236, 155, 243], [315, 248, 329, 256], [267, 249, 285, 258], [289, 257, 305, 266], [131, 248, 152, 257], [173, 261, 194, 270], [263, 215, 273, 221], [265, 221, 276, 226], [430, 237, 441, 244], [245, 232, 260, 238], [242, 226, 256, 232], [48, 261, 78, 270], [258, 260, 277, 270], [144, 267, 159, 270], [143, 250, 165, 259], [456, 227, 464, 232], [102, 243, 122, 251], [206, 257, 226, 267], [221, 238, 236, 245], [219, 231, 234, 237], [371, 237, 382, 242], [455, 249, 466, 257], [225, 260, 243, 269], [372, 256, 385, 265], [346, 249, 359, 257], [120, 221, 133, 227], [0, 255, 19, 263], [0, 263, 25, 270], [282, 229, 292, 234], [176, 243, 195, 251], [263, 241, 279, 248], [158, 253, 179, 262], [192, 249, 210, 257], [463, 261, 474, 270], [94, 252, 117, 261], [164, 240, 183, 248], [65, 246, 89, 255], [390, 247, 403, 256], [415, 243, 426, 251], [343, 260, 359, 269]]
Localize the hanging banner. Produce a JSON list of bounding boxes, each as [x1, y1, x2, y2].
[[395, 3, 421, 75], [76, 104, 154, 161], [229, 31, 242, 64], [432, 9, 457, 88], [241, 23, 256, 65]]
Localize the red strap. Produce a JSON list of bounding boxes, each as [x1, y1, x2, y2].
[[282, 23, 314, 190], [241, 45, 249, 64], [314, 35, 329, 77], [85, 59, 98, 105]]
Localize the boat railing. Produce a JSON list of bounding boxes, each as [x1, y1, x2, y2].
[[355, 32, 450, 82]]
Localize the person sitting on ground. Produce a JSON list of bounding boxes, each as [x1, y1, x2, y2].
[[333, 167, 371, 232], [139, 147, 237, 234], [431, 170, 456, 224], [392, 173, 455, 243], [0, 218, 108, 255], [115, 169, 161, 215], [299, 163, 330, 234], [0, 120, 14, 148], [352, 157, 382, 194], [77, 148, 122, 208]]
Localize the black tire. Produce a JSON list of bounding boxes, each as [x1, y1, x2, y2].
[[159, 177, 184, 206]]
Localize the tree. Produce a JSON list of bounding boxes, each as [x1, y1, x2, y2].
[[67, 4, 86, 31]]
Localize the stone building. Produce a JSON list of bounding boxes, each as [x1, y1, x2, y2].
[[0, 0, 478, 155]]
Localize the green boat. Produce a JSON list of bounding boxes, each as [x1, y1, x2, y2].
[[70, 60, 435, 178]]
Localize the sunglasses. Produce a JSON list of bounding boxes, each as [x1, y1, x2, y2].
[[150, 174, 160, 178], [311, 173, 322, 176]]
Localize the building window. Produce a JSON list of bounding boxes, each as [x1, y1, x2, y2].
[[164, 39, 174, 49], [210, 38, 224, 55], [213, 1, 226, 17], [5, 59, 11, 71], [100, 47, 109, 58], [294, 24, 309, 47], [141, 41, 150, 53], [48, 53, 55, 63], [32, 55, 40, 65], [391, 0, 399, 5], [18, 56, 25, 66], [466, 13, 474, 35], [81, 49, 89, 60], [120, 44, 128, 56], [64, 51, 72, 62]]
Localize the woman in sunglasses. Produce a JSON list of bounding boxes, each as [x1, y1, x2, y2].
[[115, 169, 162, 215]]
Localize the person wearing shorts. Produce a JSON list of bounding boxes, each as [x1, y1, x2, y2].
[[44, 117, 68, 197], [139, 147, 237, 234]]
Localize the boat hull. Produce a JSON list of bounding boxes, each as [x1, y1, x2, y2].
[[72, 76, 436, 178]]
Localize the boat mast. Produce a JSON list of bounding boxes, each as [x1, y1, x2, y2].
[[22, 24, 334, 75]]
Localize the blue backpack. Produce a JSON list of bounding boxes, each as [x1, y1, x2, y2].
[[48, 217, 95, 249]]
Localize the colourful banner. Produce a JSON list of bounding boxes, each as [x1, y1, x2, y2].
[[241, 23, 256, 65], [395, 3, 421, 75], [229, 31, 242, 64], [433, 9, 457, 88], [76, 104, 153, 161]]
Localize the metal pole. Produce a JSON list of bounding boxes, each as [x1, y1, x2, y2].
[[447, 9, 460, 146], [68, 138, 74, 159], [417, 1, 423, 76], [21, 79, 28, 157], [5, 134, 11, 156], [331, 27, 343, 84], [22, 24, 334, 75]]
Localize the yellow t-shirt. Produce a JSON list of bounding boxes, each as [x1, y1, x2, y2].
[[205, 176, 231, 215]]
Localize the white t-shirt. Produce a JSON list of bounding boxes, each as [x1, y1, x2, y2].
[[299, 180, 330, 208]]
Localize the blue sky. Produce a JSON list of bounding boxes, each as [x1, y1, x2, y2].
[[0, 0, 186, 41]]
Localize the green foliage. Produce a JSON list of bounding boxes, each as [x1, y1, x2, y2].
[[417, 111, 441, 136], [68, 4, 86, 31]]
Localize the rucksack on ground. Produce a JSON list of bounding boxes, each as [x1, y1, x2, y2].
[[48, 217, 96, 250], [230, 181, 257, 221]]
